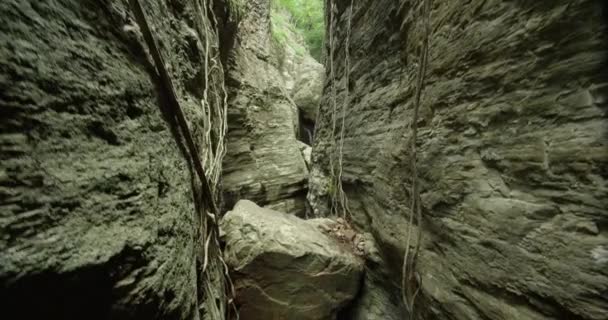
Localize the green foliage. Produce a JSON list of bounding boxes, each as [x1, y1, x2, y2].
[[270, 10, 291, 44], [271, 0, 324, 61], [271, 8, 305, 60]]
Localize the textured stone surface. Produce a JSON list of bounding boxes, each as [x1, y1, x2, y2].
[[339, 233, 401, 320], [277, 39, 324, 124], [220, 200, 363, 320], [310, 0, 608, 319], [223, 0, 310, 216], [0, 1, 232, 319], [291, 56, 324, 123], [298, 141, 312, 169], [270, 8, 324, 125]]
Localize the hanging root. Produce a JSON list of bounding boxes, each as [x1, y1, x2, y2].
[[334, 0, 354, 220], [326, 0, 354, 220], [196, 0, 228, 196], [401, 0, 432, 317], [130, 0, 231, 318], [193, 0, 234, 317], [327, 0, 339, 216]]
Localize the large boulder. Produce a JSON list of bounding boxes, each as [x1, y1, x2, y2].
[[221, 200, 363, 320], [290, 55, 324, 123]]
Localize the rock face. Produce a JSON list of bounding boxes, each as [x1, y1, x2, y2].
[[0, 1, 234, 319], [310, 1, 608, 319], [270, 8, 324, 126], [220, 200, 363, 320], [283, 40, 324, 146], [274, 33, 324, 125], [298, 141, 312, 169], [290, 56, 324, 124], [223, 0, 310, 216]]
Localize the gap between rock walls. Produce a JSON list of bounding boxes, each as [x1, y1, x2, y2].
[[1, 0, 608, 320]]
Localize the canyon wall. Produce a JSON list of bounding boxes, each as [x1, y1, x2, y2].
[[0, 1, 235, 318], [309, 1, 608, 319]]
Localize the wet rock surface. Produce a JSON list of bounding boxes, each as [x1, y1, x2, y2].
[[220, 200, 363, 320], [309, 0, 608, 319]]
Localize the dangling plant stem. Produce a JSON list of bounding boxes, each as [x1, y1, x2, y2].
[[193, 0, 233, 318], [335, 0, 354, 219], [401, 0, 432, 317], [326, 0, 354, 219], [327, 0, 339, 216], [128, 0, 231, 318], [196, 0, 227, 196]]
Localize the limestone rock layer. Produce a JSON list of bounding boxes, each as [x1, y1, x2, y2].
[[222, 0, 311, 216], [309, 1, 608, 319]]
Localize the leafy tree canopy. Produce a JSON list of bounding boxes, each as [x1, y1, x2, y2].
[[271, 0, 324, 61]]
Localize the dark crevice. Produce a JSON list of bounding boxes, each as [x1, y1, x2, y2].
[[1, 267, 113, 320], [298, 109, 316, 145]]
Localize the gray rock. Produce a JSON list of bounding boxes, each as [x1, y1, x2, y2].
[[291, 57, 324, 123], [0, 0, 234, 318], [263, 197, 308, 218], [221, 200, 363, 320], [309, 0, 608, 319], [298, 141, 312, 169], [280, 48, 324, 123], [223, 0, 309, 216], [340, 233, 402, 320], [307, 162, 332, 217], [270, 9, 324, 123]]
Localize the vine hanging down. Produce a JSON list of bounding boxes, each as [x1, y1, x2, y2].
[[128, 0, 235, 318], [326, 0, 354, 219], [401, 0, 432, 318]]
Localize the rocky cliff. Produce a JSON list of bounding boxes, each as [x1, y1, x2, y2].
[[222, 0, 322, 216], [3, 0, 607, 319], [0, 1, 236, 319], [1, 0, 325, 318], [309, 0, 608, 319]]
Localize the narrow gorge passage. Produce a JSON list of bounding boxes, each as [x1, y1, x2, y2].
[[1, 1, 607, 320]]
